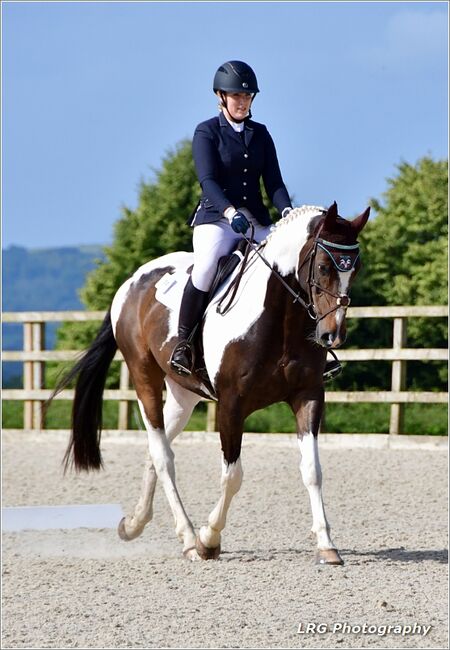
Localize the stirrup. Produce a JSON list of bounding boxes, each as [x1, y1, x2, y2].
[[323, 358, 342, 382], [170, 341, 193, 377]]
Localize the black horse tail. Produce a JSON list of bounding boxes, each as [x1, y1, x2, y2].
[[50, 311, 118, 473]]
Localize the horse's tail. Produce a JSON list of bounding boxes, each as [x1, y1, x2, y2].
[[50, 311, 118, 473]]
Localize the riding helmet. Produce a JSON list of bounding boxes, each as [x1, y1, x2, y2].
[[213, 61, 260, 94]]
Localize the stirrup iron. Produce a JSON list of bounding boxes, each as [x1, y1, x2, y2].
[[323, 351, 342, 382], [170, 341, 193, 377]]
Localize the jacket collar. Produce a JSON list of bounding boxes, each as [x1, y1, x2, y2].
[[218, 111, 254, 147], [219, 111, 254, 129]]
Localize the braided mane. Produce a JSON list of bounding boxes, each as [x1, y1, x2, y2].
[[265, 205, 326, 243], [262, 205, 326, 275]]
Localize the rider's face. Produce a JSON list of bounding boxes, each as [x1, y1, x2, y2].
[[223, 92, 252, 121]]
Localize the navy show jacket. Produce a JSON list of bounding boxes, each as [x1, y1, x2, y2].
[[190, 111, 291, 226]]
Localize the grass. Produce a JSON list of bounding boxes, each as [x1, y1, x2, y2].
[[3, 400, 447, 435]]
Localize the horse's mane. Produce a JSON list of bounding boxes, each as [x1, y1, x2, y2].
[[262, 205, 326, 275], [265, 205, 326, 243]]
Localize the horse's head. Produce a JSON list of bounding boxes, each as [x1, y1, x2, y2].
[[298, 201, 370, 349]]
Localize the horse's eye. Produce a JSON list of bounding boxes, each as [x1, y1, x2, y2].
[[317, 264, 330, 276]]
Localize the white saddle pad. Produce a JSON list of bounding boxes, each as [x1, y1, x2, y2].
[[155, 271, 190, 311]]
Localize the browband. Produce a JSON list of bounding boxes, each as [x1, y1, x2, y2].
[[316, 239, 360, 272]]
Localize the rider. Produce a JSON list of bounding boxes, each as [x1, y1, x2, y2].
[[170, 60, 293, 376], [170, 60, 341, 382]]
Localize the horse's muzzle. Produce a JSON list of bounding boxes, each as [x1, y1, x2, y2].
[[317, 327, 347, 349]]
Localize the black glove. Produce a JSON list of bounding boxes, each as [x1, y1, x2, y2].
[[230, 211, 250, 234]]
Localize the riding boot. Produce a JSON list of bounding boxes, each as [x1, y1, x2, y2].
[[170, 277, 209, 376]]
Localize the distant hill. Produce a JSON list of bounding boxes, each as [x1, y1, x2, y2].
[[2, 245, 105, 386]]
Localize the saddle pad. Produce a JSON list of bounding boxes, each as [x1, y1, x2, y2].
[[155, 271, 190, 311]]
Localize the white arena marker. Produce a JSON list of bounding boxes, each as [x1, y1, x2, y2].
[[2, 504, 124, 532]]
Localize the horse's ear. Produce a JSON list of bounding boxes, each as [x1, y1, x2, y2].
[[351, 207, 371, 234], [322, 201, 338, 230]]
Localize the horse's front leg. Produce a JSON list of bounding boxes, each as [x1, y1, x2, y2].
[[196, 403, 244, 560], [290, 394, 343, 565]]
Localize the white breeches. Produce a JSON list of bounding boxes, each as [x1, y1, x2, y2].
[[191, 214, 272, 292]]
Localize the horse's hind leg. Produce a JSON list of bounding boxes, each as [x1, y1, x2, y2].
[[196, 403, 244, 560], [119, 378, 201, 549], [115, 351, 197, 556], [118, 451, 157, 541]]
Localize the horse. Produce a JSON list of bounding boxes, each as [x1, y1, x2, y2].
[[52, 202, 370, 564]]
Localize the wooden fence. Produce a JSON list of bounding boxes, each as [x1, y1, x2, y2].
[[2, 306, 448, 435]]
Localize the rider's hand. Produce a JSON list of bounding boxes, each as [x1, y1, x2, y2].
[[230, 211, 250, 234]]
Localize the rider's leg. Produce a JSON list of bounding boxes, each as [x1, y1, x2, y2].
[[170, 277, 209, 376], [170, 220, 239, 376]]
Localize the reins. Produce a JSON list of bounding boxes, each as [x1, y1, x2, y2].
[[216, 219, 360, 324], [216, 226, 256, 315], [216, 224, 314, 316]]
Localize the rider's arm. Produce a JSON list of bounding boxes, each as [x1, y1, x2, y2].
[[192, 123, 233, 217]]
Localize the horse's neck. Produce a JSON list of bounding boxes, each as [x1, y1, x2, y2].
[[263, 206, 323, 276]]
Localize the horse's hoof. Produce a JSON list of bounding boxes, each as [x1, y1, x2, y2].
[[315, 549, 344, 565], [195, 536, 221, 560], [118, 517, 144, 542], [183, 546, 201, 561], [118, 517, 132, 541]]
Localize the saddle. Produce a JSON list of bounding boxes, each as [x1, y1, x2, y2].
[[206, 239, 249, 303], [190, 239, 250, 393]]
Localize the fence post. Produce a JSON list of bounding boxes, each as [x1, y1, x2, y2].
[[118, 361, 130, 430], [206, 402, 218, 432], [32, 322, 45, 430], [389, 317, 407, 435], [23, 322, 33, 429]]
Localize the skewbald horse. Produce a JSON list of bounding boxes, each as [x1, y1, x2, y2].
[[53, 202, 370, 564]]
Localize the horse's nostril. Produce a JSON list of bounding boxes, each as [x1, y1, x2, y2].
[[320, 332, 335, 348]]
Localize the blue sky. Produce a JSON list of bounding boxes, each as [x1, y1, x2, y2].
[[2, 1, 448, 249]]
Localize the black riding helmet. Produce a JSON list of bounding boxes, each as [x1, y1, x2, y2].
[[213, 60, 260, 94]]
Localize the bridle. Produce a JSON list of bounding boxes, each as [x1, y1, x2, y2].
[[236, 224, 360, 323], [297, 235, 360, 322]]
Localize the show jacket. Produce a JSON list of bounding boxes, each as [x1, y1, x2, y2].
[[190, 112, 291, 226]]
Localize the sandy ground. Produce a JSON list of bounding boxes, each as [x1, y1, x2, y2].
[[1, 431, 448, 649]]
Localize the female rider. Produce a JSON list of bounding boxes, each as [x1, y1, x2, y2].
[[170, 60, 342, 382], [170, 60, 293, 376]]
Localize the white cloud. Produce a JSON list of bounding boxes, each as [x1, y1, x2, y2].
[[366, 8, 447, 73]]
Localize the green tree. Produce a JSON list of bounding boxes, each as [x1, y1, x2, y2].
[[339, 156, 448, 390], [55, 140, 200, 359], [83, 139, 198, 310]]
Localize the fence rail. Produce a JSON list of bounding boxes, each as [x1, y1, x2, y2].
[[2, 306, 448, 435]]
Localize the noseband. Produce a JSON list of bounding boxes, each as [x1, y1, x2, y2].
[[300, 237, 360, 322]]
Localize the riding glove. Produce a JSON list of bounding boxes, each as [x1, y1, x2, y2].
[[230, 211, 250, 234]]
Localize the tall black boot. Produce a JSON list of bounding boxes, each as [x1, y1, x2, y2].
[[170, 277, 208, 376]]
